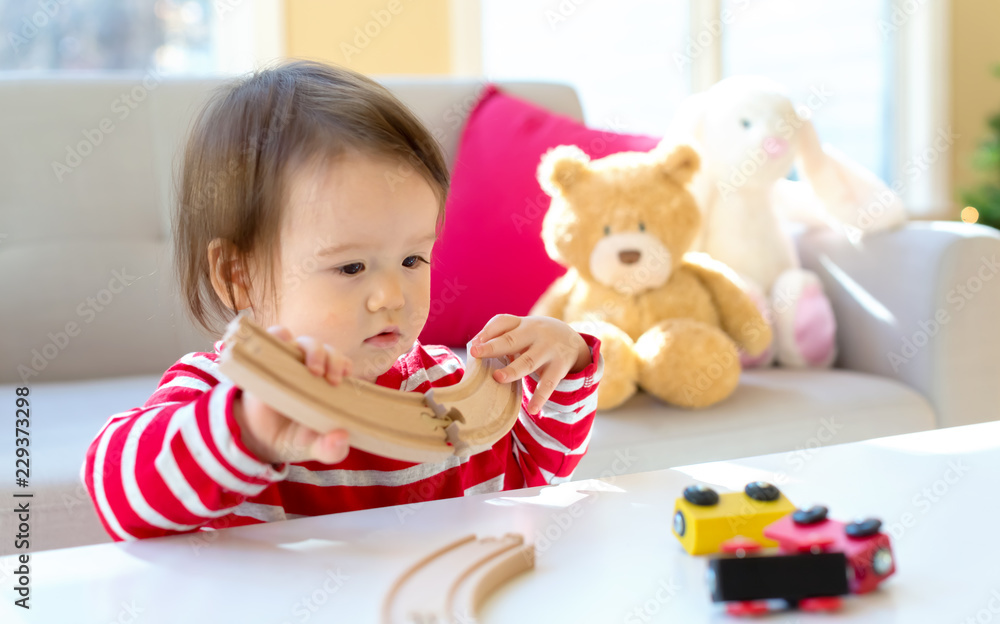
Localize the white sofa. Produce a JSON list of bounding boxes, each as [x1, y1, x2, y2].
[[2, 75, 998, 555]]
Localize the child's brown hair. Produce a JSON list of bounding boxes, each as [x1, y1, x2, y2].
[[173, 60, 449, 335]]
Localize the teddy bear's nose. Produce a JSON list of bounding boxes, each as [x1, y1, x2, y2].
[[619, 250, 641, 265]]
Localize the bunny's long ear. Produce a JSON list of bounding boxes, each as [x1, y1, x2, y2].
[[793, 118, 907, 232], [662, 91, 710, 147]]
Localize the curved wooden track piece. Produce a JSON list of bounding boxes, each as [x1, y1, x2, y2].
[[382, 534, 534, 624], [217, 316, 522, 463]]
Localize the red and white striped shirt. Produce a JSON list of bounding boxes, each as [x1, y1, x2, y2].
[[83, 335, 602, 541]]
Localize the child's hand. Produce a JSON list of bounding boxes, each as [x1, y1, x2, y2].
[[232, 325, 352, 465], [468, 314, 592, 415]]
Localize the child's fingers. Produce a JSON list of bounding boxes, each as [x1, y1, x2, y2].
[[311, 429, 350, 464], [471, 314, 522, 347], [494, 344, 547, 383], [277, 424, 349, 464], [323, 344, 353, 385], [526, 366, 565, 415], [266, 325, 294, 342], [471, 325, 530, 360], [294, 336, 325, 376]]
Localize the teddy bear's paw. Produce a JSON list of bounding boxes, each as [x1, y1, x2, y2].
[[772, 270, 837, 368], [635, 320, 741, 409], [595, 381, 638, 411], [569, 320, 639, 411]]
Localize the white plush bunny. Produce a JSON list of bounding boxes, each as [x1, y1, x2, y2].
[[664, 75, 906, 368]]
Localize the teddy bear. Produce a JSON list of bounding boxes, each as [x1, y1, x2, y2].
[[529, 142, 773, 410], [663, 75, 906, 368]]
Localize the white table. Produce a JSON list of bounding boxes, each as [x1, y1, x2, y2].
[[3, 421, 998, 623]]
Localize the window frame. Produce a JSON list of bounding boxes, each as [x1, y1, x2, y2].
[[466, 0, 950, 217]]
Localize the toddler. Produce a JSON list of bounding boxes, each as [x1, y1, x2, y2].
[[83, 60, 603, 540]]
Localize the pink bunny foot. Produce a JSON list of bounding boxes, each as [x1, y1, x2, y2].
[[773, 270, 837, 368]]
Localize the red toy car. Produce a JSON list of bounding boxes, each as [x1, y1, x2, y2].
[[763, 505, 896, 594]]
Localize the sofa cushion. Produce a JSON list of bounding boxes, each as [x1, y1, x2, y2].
[[419, 84, 659, 347], [573, 368, 937, 480]]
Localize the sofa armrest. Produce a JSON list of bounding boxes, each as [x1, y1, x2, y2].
[[797, 221, 1000, 429]]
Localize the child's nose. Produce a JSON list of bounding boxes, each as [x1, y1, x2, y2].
[[366, 275, 405, 312]]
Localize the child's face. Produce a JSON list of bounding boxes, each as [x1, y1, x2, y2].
[[259, 152, 439, 382]]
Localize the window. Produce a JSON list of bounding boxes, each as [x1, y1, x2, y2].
[[0, 0, 282, 75], [0, 0, 216, 73], [481, 0, 691, 137], [482, 0, 920, 193], [721, 0, 892, 181]]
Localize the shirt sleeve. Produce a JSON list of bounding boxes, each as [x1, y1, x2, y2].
[[82, 351, 289, 541], [507, 333, 603, 486]]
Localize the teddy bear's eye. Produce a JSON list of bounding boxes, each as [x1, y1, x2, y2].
[[603, 226, 611, 236], [638, 222, 646, 232], [740, 118, 752, 129]]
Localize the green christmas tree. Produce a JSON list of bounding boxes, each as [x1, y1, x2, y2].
[[961, 64, 1000, 229]]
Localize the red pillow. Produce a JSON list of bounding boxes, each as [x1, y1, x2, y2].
[[419, 84, 660, 347]]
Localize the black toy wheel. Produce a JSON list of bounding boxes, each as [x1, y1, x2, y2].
[[683, 484, 719, 506], [792, 505, 829, 525], [845, 518, 883, 538], [744, 481, 780, 502]]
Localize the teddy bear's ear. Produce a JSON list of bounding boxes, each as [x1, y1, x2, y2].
[[537, 145, 591, 196], [656, 144, 701, 186]]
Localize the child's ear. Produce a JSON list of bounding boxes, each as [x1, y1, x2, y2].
[[208, 238, 253, 311]]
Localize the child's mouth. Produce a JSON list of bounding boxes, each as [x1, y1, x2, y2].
[[364, 328, 400, 347]]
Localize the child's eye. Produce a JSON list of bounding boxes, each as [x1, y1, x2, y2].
[[338, 262, 365, 275], [402, 255, 429, 268]]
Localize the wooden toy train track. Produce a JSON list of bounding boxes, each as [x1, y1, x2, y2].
[[382, 534, 534, 624], [217, 316, 523, 463]]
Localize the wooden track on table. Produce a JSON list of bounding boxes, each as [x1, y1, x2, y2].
[[217, 316, 522, 463], [382, 534, 535, 624]]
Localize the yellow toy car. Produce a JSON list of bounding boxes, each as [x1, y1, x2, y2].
[[672, 481, 796, 555]]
